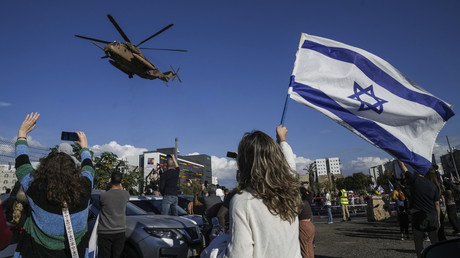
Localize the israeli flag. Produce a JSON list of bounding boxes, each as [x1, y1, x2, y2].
[[289, 33, 454, 175]]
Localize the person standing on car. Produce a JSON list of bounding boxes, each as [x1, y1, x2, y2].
[[98, 171, 130, 258], [160, 154, 180, 216]]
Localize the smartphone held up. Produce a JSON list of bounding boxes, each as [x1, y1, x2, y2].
[[227, 152, 237, 159], [61, 131, 79, 141]]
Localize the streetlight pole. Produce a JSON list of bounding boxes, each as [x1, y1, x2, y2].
[[174, 137, 178, 158]]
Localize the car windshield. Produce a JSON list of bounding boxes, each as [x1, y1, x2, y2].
[[126, 202, 148, 215], [129, 199, 187, 216], [151, 199, 188, 216]]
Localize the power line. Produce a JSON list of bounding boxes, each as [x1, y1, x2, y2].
[[0, 138, 50, 164]]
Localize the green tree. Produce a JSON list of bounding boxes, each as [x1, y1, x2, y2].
[[122, 167, 144, 195], [376, 170, 394, 193], [351, 172, 372, 192], [335, 177, 345, 190], [333, 173, 372, 193], [93, 152, 120, 190], [320, 179, 332, 193], [306, 163, 315, 186], [93, 152, 144, 194]]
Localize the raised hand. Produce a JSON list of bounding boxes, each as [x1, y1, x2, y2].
[[276, 124, 288, 142], [74, 131, 88, 148], [18, 112, 40, 138]]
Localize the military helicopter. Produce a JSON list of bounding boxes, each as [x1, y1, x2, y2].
[[75, 14, 187, 83]]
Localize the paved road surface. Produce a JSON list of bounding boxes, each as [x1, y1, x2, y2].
[[313, 216, 458, 258]]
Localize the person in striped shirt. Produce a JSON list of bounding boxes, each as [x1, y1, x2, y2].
[[14, 112, 94, 258]]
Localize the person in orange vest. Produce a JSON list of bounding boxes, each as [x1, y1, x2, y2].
[[393, 185, 409, 240]]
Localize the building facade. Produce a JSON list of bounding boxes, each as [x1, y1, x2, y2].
[[0, 164, 17, 193], [440, 149, 460, 179], [369, 164, 384, 185], [138, 147, 212, 193], [314, 157, 342, 177]]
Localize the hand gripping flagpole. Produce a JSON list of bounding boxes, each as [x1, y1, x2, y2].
[[280, 93, 290, 126]]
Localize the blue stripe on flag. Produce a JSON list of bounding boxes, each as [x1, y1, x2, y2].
[[301, 40, 455, 121], [290, 76, 432, 174]]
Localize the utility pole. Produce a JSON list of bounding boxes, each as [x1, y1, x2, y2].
[[446, 136, 459, 179]]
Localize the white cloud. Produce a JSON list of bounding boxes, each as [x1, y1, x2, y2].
[[24, 136, 45, 148], [347, 156, 390, 174], [2, 135, 44, 148], [294, 155, 313, 174], [0, 136, 48, 165], [187, 152, 200, 156], [433, 142, 449, 158], [91, 141, 148, 160], [210, 153, 313, 188], [0, 143, 14, 157], [211, 156, 238, 188], [0, 102, 11, 107], [433, 136, 460, 157]]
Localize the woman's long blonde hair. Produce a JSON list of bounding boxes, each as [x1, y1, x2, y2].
[[236, 130, 301, 223]]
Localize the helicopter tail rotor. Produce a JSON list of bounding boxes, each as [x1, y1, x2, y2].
[[169, 65, 182, 83]]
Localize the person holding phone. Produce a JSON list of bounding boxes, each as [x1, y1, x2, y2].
[[14, 112, 94, 258]]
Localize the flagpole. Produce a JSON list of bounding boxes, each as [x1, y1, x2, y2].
[[280, 93, 290, 125]]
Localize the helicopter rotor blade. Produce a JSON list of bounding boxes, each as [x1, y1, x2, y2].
[[136, 24, 174, 47], [75, 35, 110, 44], [107, 14, 131, 43], [170, 65, 182, 83], [139, 47, 187, 52]]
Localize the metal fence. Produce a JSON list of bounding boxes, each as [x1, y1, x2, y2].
[[0, 138, 50, 165]]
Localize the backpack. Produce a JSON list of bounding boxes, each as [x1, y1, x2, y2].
[[393, 190, 405, 201], [398, 191, 406, 201], [5, 182, 29, 227]]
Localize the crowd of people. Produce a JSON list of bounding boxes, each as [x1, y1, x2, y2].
[[1, 112, 459, 258], [392, 161, 460, 257]]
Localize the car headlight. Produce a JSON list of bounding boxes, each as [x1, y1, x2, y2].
[[144, 228, 183, 240], [178, 226, 201, 240]]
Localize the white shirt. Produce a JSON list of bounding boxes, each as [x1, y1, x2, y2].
[[280, 141, 297, 173], [216, 188, 225, 201], [325, 192, 332, 206], [224, 190, 301, 258]]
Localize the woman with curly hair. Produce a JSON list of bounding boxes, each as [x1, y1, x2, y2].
[[223, 125, 302, 258], [14, 112, 94, 258]]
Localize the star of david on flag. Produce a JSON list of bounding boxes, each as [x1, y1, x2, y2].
[[348, 82, 387, 114], [287, 33, 454, 175]]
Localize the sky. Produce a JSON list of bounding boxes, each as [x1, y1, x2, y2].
[[1, 0, 460, 188]]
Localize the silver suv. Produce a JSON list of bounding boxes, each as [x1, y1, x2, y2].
[[89, 191, 202, 258]]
